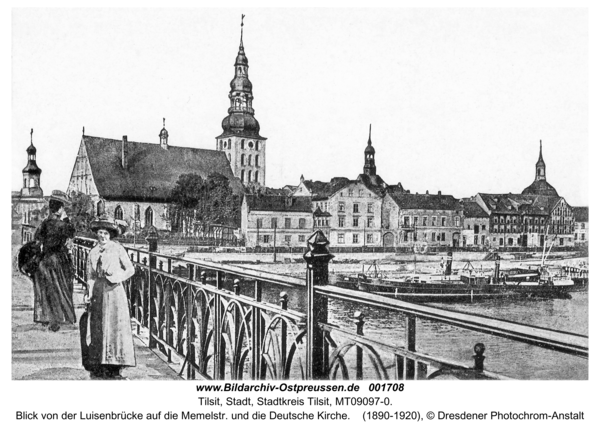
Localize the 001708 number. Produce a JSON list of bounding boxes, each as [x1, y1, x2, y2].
[[368, 383, 405, 392]]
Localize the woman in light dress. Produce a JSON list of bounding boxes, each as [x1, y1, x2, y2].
[[86, 215, 136, 379]]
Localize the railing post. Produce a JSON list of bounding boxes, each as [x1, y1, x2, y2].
[[303, 230, 334, 380], [186, 264, 195, 379], [405, 314, 416, 379], [146, 226, 158, 269], [354, 311, 364, 380], [252, 280, 264, 379], [473, 343, 486, 372], [213, 270, 224, 379], [147, 252, 156, 349], [279, 292, 288, 379]]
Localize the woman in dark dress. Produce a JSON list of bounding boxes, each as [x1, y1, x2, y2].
[[85, 215, 136, 379], [33, 190, 76, 331]]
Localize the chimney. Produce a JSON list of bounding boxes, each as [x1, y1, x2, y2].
[[438, 191, 442, 195], [426, 190, 429, 195], [122, 136, 128, 169]]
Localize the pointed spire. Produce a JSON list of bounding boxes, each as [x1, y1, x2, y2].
[[30, 128, 33, 144], [368, 124, 372, 145], [239, 14, 245, 52], [82, 126, 85, 136], [538, 139, 544, 163]]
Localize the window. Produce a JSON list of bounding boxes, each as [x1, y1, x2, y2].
[[432, 216, 437, 226], [337, 233, 345, 244], [574, 233, 578, 240], [248, 155, 252, 166], [284, 235, 292, 243], [441, 217, 446, 226], [353, 217, 359, 227], [559, 238, 564, 246], [338, 202, 345, 212], [255, 155, 259, 167], [338, 216, 346, 228], [367, 234, 373, 244], [474, 235, 478, 245], [256, 142, 260, 150], [241, 170, 245, 183], [96, 200, 105, 216], [403, 231, 409, 242], [353, 203, 359, 213], [248, 141, 254, 149], [348, 190, 353, 197], [241, 154, 245, 165], [134, 204, 140, 220], [114, 206, 123, 220], [423, 217, 428, 226], [403, 216, 410, 227], [581, 223, 585, 229], [263, 235, 271, 243], [359, 189, 363, 197], [482, 224, 486, 231], [255, 171, 259, 182], [474, 225, 479, 234], [455, 216, 460, 227], [299, 218, 306, 229], [431, 232, 436, 241], [481, 235, 485, 245], [145, 206, 154, 227], [499, 238, 504, 246], [508, 238, 513, 246], [271, 218, 278, 228], [368, 203, 374, 213], [298, 235, 305, 242], [352, 234, 359, 244], [284, 218, 291, 229], [441, 232, 446, 241], [256, 218, 262, 229], [248, 171, 252, 183], [367, 217, 374, 228], [228, 140, 231, 149], [414, 216, 419, 226], [582, 233, 585, 240], [241, 140, 245, 149]]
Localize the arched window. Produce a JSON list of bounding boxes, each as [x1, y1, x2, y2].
[[241, 139, 245, 149], [248, 171, 252, 183], [255, 155, 259, 166], [241, 170, 245, 183], [23, 179, 27, 188], [134, 204, 140, 220], [241, 154, 245, 165], [29, 178, 35, 187], [248, 155, 252, 166], [97, 200, 105, 216], [114, 206, 123, 220], [256, 141, 260, 150], [254, 171, 259, 182], [228, 139, 231, 149], [145, 207, 154, 227]]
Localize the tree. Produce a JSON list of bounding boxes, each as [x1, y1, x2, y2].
[[168, 173, 240, 236], [66, 192, 95, 236]]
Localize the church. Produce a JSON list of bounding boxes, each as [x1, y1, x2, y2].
[[65, 18, 264, 232]]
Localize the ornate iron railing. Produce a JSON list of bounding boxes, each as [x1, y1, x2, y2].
[[72, 235, 588, 381]]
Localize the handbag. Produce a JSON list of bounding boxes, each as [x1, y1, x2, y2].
[[18, 241, 42, 278]]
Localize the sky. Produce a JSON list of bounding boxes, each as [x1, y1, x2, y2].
[[11, 8, 588, 205]]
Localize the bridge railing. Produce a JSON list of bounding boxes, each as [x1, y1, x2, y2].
[[72, 233, 588, 381]]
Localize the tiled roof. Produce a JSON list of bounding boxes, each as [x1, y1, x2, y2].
[[572, 206, 589, 222], [461, 201, 488, 218], [301, 178, 351, 200], [522, 179, 559, 197], [477, 193, 562, 216], [82, 135, 243, 201], [388, 191, 461, 211], [245, 195, 312, 213]]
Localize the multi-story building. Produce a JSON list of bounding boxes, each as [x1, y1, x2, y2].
[[382, 190, 462, 248], [460, 199, 489, 247], [572, 206, 588, 247], [240, 195, 313, 247]]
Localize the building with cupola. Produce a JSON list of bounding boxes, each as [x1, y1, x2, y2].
[[216, 17, 267, 190], [522, 141, 559, 197], [12, 129, 48, 227]]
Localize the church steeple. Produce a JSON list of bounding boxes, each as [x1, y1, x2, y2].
[[21, 128, 43, 198], [363, 124, 376, 176], [535, 139, 546, 181], [216, 15, 268, 188], [159, 117, 169, 149]]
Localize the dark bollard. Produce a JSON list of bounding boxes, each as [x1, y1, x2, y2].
[[473, 343, 486, 372], [145, 226, 159, 268], [304, 230, 334, 379], [445, 251, 453, 276]]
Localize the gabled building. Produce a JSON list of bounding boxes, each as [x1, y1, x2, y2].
[[66, 125, 242, 231], [460, 199, 489, 247]]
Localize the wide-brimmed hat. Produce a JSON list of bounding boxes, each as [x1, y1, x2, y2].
[[49, 190, 70, 205], [90, 215, 121, 237]]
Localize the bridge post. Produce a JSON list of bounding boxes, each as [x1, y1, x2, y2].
[[145, 226, 159, 269], [473, 343, 486, 372], [304, 230, 334, 380], [354, 311, 365, 380]]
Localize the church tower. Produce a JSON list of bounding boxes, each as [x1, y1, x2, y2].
[[21, 128, 43, 198], [363, 124, 376, 176], [216, 15, 267, 189], [159, 118, 169, 149], [535, 139, 546, 181]]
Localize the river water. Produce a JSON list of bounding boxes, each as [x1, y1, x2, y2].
[[232, 283, 588, 380]]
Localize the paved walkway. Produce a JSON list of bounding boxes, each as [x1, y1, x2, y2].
[[11, 240, 181, 381]]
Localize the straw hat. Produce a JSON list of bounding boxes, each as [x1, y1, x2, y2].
[[90, 215, 121, 237], [49, 190, 70, 205]]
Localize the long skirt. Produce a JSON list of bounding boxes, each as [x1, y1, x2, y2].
[[88, 278, 136, 367], [33, 251, 76, 325]]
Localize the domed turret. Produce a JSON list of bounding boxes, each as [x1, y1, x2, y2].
[[364, 125, 376, 176], [159, 118, 169, 149], [21, 128, 43, 198], [521, 140, 559, 197]]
